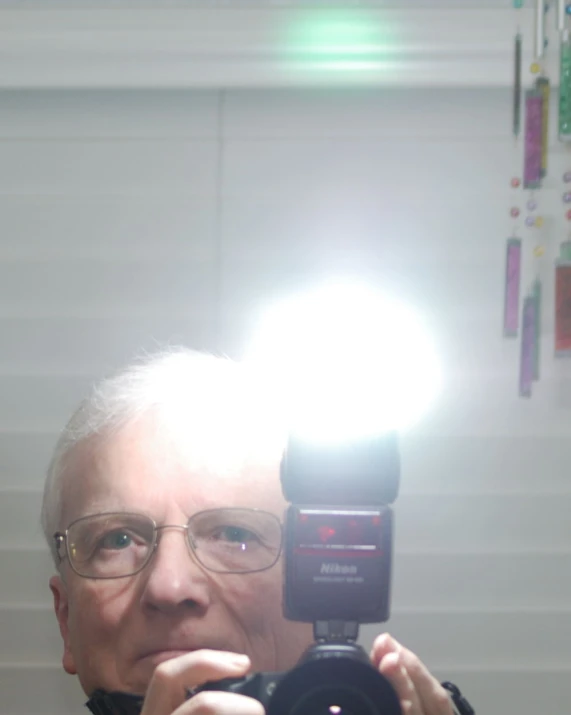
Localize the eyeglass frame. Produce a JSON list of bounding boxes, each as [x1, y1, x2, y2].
[[53, 507, 284, 579]]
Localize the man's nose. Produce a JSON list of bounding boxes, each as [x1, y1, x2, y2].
[[139, 525, 211, 614]]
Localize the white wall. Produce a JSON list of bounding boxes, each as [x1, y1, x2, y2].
[[0, 87, 569, 715]]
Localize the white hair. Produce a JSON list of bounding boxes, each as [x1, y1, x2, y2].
[[41, 347, 286, 565]]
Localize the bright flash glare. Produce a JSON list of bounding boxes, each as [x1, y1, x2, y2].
[[244, 281, 441, 444]]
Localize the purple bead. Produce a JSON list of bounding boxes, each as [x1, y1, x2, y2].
[[564, 171, 571, 182], [510, 207, 520, 218], [564, 192, 571, 203], [525, 216, 535, 227], [527, 199, 537, 211]]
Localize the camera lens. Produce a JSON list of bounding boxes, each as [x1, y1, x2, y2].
[[268, 656, 401, 715], [289, 686, 380, 715]]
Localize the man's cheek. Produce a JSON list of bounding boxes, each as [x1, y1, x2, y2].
[[226, 576, 282, 627], [70, 587, 123, 649], [248, 584, 284, 632]]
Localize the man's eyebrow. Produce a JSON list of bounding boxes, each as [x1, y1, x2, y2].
[[70, 505, 142, 519]]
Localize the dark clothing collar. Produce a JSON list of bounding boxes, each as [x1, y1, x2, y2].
[[85, 690, 144, 715]]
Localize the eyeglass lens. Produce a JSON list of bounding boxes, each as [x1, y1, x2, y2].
[[65, 509, 282, 578]]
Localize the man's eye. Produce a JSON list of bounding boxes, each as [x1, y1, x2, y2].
[[99, 530, 133, 550], [217, 526, 258, 543]]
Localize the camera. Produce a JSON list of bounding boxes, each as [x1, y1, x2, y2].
[[194, 431, 402, 715]]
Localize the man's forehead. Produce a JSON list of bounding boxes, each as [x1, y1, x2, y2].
[[60, 422, 285, 522]]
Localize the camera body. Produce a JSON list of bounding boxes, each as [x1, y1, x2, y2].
[[194, 672, 283, 711], [195, 642, 402, 715], [195, 431, 402, 715]]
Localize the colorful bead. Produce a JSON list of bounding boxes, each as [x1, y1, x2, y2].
[[566, 209, 571, 220], [513, 0, 523, 6], [535, 216, 545, 227], [564, 192, 571, 202], [566, 3, 571, 14], [511, 207, 521, 218], [534, 245, 546, 257], [525, 216, 535, 227], [564, 171, 571, 182], [527, 199, 537, 211], [531, 62, 541, 74], [511, 177, 521, 188]]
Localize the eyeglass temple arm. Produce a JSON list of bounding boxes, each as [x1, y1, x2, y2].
[[53, 533, 66, 563]]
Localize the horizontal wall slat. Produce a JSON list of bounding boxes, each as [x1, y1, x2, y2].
[[0, 195, 217, 261], [399, 433, 571, 495], [0, 317, 216, 377], [0, 666, 84, 715], [359, 612, 571, 668], [0, 433, 55, 489], [0, 376, 93, 432], [0, 90, 218, 139], [392, 552, 571, 611], [223, 87, 511, 140], [0, 141, 217, 195], [222, 139, 509, 199], [394, 494, 571, 553], [0, 260, 217, 319]]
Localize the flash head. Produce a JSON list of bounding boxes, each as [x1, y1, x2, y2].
[[280, 431, 400, 506]]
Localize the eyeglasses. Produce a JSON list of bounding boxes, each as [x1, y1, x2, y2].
[[53, 508, 283, 579]]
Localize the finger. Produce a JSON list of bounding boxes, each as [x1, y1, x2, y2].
[[370, 632, 399, 667], [375, 636, 453, 715], [140, 649, 250, 715], [397, 647, 454, 715], [174, 691, 265, 715], [379, 651, 422, 715]]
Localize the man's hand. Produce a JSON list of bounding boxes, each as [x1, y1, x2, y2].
[[371, 634, 455, 715], [140, 649, 263, 715]]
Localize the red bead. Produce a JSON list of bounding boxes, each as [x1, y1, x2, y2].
[[511, 178, 521, 188]]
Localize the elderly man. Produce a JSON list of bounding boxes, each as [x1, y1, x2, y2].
[[41, 349, 462, 715]]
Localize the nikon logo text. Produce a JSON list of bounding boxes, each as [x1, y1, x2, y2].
[[320, 563, 358, 575]]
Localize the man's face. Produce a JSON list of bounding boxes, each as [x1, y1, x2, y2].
[[49, 415, 313, 696]]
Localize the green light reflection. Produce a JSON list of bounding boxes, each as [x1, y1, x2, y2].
[[282, 10, 400, 75]]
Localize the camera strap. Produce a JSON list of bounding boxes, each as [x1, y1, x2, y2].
[[442, 681, 475, 715]]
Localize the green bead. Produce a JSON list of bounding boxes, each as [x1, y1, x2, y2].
[[513, 0, 524, 6]]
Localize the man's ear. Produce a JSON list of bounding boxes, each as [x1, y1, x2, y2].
[[49, 574, 77, 675]]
